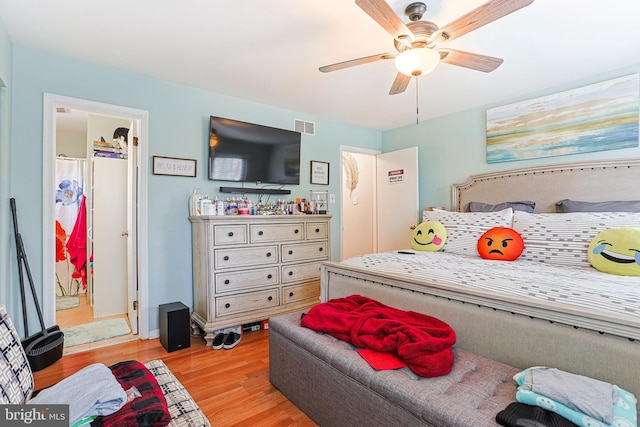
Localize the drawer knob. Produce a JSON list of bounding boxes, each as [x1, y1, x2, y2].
[[223, 255, 229, 261], [228, 231, 234, 237], [267, 274, 272, 279], [288, 271, 293, 276], [319, 247, 323, 252], [294, 229, 299, 234], [268, 296, 273, 301], [225, 303, 231, 308], [266, 252, 272, 257], [288, 250, 293, 255], [258, 230, 264, 236], [224, 279, 230, 285], [315, 228, 320, 233], [289, 292, 294, 297]]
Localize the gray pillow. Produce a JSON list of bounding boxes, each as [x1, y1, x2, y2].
[[555, 199, 640, 213], [466, 201, 535, 213]]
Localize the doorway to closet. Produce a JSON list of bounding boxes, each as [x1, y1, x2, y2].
[[340, 146, 419, 260], [42, 94, 150, 353]]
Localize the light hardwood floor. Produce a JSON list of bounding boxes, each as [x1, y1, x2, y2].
[[33, 328, 317, 427]]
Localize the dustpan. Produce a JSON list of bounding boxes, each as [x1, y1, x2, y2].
[[10, 198, 64, 371]]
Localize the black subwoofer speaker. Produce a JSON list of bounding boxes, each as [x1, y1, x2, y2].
[[159, 302, 191, 352]]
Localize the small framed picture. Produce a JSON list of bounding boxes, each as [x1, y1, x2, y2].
[[310, 161, 330, 185], [153, 156, 197, 177]]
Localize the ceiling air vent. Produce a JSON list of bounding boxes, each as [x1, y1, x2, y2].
[[294, 119, 315, 136]]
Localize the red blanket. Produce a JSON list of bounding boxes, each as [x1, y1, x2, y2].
[[92, 360, 171, 427], [301, 295, 456, 377]]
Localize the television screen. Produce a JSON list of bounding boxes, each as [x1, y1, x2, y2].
[[208, 116, 301, 185]]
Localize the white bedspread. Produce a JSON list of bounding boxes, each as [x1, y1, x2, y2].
[[340, 251, 640, 333]]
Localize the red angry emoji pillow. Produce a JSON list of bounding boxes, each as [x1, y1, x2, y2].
[[477, 227, 524, 261]]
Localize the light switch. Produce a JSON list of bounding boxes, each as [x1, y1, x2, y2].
[[329, 193, 336, 204], [352, 196, 358, 205]]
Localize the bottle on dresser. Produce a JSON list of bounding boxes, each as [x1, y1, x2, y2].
[[189, 188, 203, 216]]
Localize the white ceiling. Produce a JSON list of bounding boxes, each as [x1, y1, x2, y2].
[[2, 0, 640, 131]]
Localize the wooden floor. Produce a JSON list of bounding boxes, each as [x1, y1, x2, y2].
[[33, 328, 317, 427]]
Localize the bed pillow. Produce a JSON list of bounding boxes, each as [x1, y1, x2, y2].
[[411, 221, 447, 252], [466, 201, 535, 213], [422, 208, 513, 256], [477, 227, 524, 261], [556, 199, 640, 213], [513, 211, 640, 268], [588, 227, 640, 276]]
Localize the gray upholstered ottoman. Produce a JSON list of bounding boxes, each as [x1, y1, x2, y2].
[[269, 311, 520, 427]]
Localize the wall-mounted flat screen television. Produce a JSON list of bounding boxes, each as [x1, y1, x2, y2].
[[208, 116, 301, 185]]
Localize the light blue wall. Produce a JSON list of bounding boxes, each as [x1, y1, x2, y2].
[[383, 64, 640, 211], [0, 15, 13, 316], [8, 46, 381, 334]]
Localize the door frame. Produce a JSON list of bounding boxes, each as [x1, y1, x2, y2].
[[42, 93, 150, 338]]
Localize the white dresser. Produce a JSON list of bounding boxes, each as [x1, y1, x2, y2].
[[189, 214, 331, 347]]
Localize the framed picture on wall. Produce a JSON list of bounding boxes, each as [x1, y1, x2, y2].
[[310, 160, 330, 185], [152, 156, 197, 177]]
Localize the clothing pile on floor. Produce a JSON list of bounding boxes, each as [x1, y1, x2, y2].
[[300, 294, 456, 377], [497, 367, 638, 427], [29, 360, 171, 427]]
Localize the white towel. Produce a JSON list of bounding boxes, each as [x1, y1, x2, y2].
[[29, 363, 127, 426]]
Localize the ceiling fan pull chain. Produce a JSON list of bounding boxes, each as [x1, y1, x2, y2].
[[415, 77, 419, 125]]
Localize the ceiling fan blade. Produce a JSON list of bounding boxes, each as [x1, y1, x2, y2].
[[435, 0, 533, 43], [439, 49, 503, 72], [355, 0, 414, 44], [319, 53, 396, 73], [389, 73, 411, 95]]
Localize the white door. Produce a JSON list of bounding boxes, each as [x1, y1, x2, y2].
[[376, 147, 419, 252], [92, 157, 128, 318]]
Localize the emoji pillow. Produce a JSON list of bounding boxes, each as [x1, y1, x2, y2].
[[411, 221, 447, 252], [588, 227, 640, 276], [477, 227, 524, 261]]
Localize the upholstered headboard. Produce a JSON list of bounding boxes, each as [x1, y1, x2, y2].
[[452, 158, 640, 213]]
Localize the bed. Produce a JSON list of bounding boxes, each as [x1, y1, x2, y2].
[[320, 157, 640, 400]]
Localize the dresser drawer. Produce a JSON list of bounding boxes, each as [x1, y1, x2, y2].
[[214, 225, 247, 245], [216, 289, 279, 317], [306, 222, 328, 239], [215, 267, 279, 293], [281, 261, 323, 284], [283, 281, 320, 304], [250, 223, 304, 243], [214, 245, 278, 269], [281, 241, 328, 263]]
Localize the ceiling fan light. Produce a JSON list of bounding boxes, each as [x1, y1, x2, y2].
[[394, 48, 440, 77]]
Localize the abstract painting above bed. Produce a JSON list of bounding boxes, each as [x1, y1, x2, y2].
[[485, 73, 639, 163]]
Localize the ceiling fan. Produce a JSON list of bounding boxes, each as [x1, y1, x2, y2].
[[320, 0, 534, 95]]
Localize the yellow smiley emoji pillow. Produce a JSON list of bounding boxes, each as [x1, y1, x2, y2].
[[411, 221, 447, 252], [588, 227, 640, 276]]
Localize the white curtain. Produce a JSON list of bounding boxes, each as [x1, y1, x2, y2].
[[55, 157, 86, 296]]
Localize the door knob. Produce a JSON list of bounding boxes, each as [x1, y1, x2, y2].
[[409, 225, 416, 230], [121, 231, 129, 236]]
